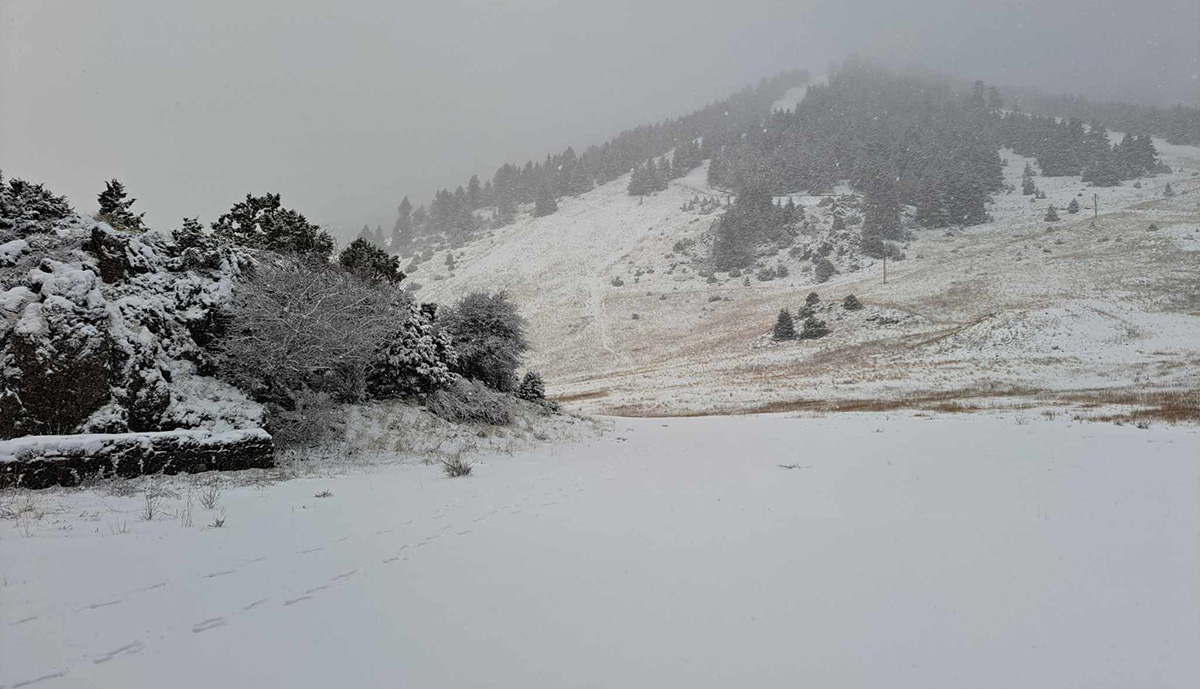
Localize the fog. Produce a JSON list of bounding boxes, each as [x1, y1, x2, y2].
[[2, 0, 1196, 238]]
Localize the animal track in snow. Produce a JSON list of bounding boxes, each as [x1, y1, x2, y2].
[[191, 617, 227, 633], [92, 640, 144, 663]]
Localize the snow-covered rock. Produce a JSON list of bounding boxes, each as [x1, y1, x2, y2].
[[0, 215, 262, 438], [0, 428, 273, 489]]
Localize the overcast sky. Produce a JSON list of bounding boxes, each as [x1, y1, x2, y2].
[[2, 0, 1197, 239]]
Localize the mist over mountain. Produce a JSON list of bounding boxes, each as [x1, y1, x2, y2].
[[2, 0, 1196, 238]]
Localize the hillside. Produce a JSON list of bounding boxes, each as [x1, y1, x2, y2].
[[415, 136, 1200, 417]]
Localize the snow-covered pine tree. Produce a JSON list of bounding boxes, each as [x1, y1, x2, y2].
[[534, 185, 558, 217], [516, 371, 546, 401], [391, 196, 413, 250], [97, 179, 145, 231]]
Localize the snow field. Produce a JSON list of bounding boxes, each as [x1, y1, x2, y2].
[[2, 412, 1196, 688]]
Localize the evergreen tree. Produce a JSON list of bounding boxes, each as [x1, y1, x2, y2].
[[1067, 198, 1080, 214], [516, 371, 546, 401], [799, 317, 830, 339], [173, 217, 211, 251], [814, 257, 836, 283], [357, 224, 373, 244], [842, 294, 863, 311], [1164, 182, 1175, 197], [534, 185, 558, 217], [628, 161, 652, 196], [338, 237, 405, 284], [97, 179, 145, 231], [772, 308, 797, 341], [391, 197, 413, 251], [1044, 205, 1060, 222], [467, 175, 482, 209], [860, 152, 901, 258], [212, 193, 334, 259], [915, 174, 950, 227]]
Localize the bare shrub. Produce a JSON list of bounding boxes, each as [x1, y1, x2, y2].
[[179, 491, 194, 528], [439, 456, 473, 477], [142, 490, 166, 521], [198, 478, 221, 510], [427, 377, 514, 426], [267, 390, 346, 449], [214, 261, 398, 405]]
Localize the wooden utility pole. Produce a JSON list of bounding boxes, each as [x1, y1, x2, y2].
[[1090, 193, 1099, 228]]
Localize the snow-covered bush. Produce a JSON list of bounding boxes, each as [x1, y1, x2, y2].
[[427, 376, 514, 426], [0, 213, 261, 438], [213, 261, 397, 406], [0, 173, 73, 237], [516, 371, 546, 401], [440, 291, 528, 393], [367, 301, 456, 399], [212, 193, 334, 260]]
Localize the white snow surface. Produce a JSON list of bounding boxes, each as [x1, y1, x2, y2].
[[1, 412, 1196, 688]]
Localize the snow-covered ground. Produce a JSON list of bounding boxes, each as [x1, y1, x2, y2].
[[2, 412, 1196, 687], [418, 139, 1200, 416]]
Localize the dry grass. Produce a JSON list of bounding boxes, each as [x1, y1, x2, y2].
[[607, 386, 1038, 417], [551, 389, 611, 404], [1057, 388, 1200, 424], [606, 385, 1200, 426]]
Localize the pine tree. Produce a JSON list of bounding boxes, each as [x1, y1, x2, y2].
[[628, 162, 651, 196], [338, 237, 405, 284], [799, 317, 830, 340], [842, 294, 863, 311], [516, 371, 546, 401], [859, 151, 901, 258], [1044, 205, 1060, 222], [391, 196, 413, 251], [97, 179, 145, 231], [1067, 198, 1080, 214], [915, 174, 950, 227], [772, 308, 797, 341], [212, 193, 334, 259], [1021, 163, 1036, 196], [1164, 182, 1175, 197], [467, 175, 482, 209], [534, 185, 558, 217]]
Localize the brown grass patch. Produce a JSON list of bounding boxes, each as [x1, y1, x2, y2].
[[1056, 388, 1200, 425], [606, 386, 1037, 418], [551, 389, 610, 404]]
